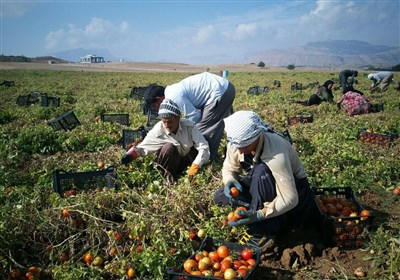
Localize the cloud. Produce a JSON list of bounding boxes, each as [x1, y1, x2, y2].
[[45, 17, 131, 51], [192, 25, 214, 44]]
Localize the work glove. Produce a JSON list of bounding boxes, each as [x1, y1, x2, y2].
[[121, 149, 138, 165], [223, 179, 243, 198], [187, 164, 199, 177], [228, 209, 264, 226]]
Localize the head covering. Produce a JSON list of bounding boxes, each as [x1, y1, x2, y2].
[[368, 74, 374, 80], [158, 99, 181, 118], [224, 111, 271, 148]]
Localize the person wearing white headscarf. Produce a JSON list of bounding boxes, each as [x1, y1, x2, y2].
[[368, 71, 394, 92], [214, 111, 316, 247], [121, 99, 210, 183]]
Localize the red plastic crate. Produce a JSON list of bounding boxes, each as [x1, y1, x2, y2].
[[288, 113, 313, 126]]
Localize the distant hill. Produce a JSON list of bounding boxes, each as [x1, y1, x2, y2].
[[246, 40, 400, 68]]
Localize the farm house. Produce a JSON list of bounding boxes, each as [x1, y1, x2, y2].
[[80, 54, 105, 63]]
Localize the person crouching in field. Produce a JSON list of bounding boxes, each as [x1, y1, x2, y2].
[[121, 99, 210, 183], [214, 111, 317, 256], [307, 80, 335, 105], [368, 71, 394, 93], [337, 87, 374, 116], [144, 72, 236, 161], [339, 70, 358, 94]]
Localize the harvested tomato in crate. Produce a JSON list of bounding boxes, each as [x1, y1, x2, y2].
[[313, 187, 375, 249], [167, 237, 261, 280], [288, 113, 313, 126], [357, 128, 398, 147]]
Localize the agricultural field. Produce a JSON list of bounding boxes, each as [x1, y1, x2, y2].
[[0, 65, 399, 280]]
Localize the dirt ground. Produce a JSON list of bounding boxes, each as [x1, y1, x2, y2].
[[256, 190, 400, 279], [0, 61, 337, 73]]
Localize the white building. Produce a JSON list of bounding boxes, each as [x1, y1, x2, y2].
[[80, 54, 105, 63]]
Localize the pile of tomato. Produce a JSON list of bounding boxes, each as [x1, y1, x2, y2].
[[358, 130, 392, 146], [316, 195, 373, 248], [179, 244, 257, 279]]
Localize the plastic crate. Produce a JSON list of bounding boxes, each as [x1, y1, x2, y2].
[[52, 166, 117, 197], [288, 113, 313, 126], [0, 80, 15, 87], [370, 103, 384, 113], [247, 86, 269, 95], [122, 127, 147, 149], [101, 113, 130, 126], [313, 187, 375, 249], [41, 96, 60, 107], [145, 110, 160, 131], [290, 82, 303, 91], [357, 128, 397, 147], [130, 83, 158, 100], [16, 95, 32, 106], [48, 111, 81, 131], [167, 237, 261, 280]]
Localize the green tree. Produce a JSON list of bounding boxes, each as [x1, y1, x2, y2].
[[287, 64, 295, 71], [258, 61, 265, 68]]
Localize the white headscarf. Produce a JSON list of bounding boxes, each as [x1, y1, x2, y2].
[[224, 111, 272, 148]]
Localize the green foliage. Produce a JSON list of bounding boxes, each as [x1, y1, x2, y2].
[[0, 69, 399, 279]]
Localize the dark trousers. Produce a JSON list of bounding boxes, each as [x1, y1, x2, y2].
[[214, 162, 317, 236], [196, 82, 235, 161], [156, 143, 198, 182]]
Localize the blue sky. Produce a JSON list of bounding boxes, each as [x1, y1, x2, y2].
[[1, 0, 399, 63]]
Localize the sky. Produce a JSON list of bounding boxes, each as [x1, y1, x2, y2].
[[1, 0, 399, 64]]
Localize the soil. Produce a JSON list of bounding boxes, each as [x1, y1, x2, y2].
[[2, 61, 398, 279], [256, 189, 400, 279]]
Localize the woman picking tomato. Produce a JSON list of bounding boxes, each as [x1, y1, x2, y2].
[[214, 111, 318, 255]]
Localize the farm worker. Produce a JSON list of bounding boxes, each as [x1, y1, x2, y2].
[[214, 111, 317, 254], [339, 70, 358, 94], [307, 80, 334, 105], [121, 99, 210, 183], [368, 71, 394, 92], [144, 71, 236, 161], [336, 90, 372, 116]]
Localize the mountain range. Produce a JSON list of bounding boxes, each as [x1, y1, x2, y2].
[[51, 40, 399, 68]]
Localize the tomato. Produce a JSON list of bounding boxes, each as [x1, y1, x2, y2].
[[127, 267, 136, 278], [224, 268, 237, 279], [220, 260, 231, 272], [230, 187, 239, 197], [191, 271, 202, 276], [62, 208, 70, 218], [27, 266, 40, 278], [198, 260, 209, 272], [113, 231, 122, 241], [97, 161, 105, 169], [92, 256, 104, 266], [217, 245, 230, 259], [83, 252, 93, 265], [194, 253, 203, 262], [227, 212, 238, 222], [189, 230, 198, 240], [238, 267, 249, 277], [212, 262, 221, 271], [208, 251, 220, 262], [360, 209, 371, 220], [393, 186, 400, 195], [233, 260, 242, 270], [247, 258, 256, 267], [197, 229, 205, 238], [9, 269, 22, 280], [183, 259, 198, 273], [241, 248, 253, 260], [201, 257, 212, 266], [109, 247, 117, 257]]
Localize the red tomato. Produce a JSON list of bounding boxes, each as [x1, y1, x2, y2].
[[208, 251, 220, 262], [241, 248, 253, 260], [183, 259, 198, 273], [217, 245, 230, 259]]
